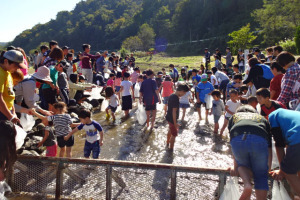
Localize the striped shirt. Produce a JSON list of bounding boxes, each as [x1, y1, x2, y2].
[[47, 114, 72, 137]]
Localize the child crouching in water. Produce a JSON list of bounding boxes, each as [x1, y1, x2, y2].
[[105, 86, 119, 121], [32, 102, 79, 157], [211, 90, 225, 134], [64, 109, 103, 159]]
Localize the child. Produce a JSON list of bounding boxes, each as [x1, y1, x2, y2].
[[207, 70, 218, 89], [155, 72, 163, 89], [169, 64, 179, 83], [115, 72, 122, 93], [105, 87, 119, 121], [162, 68, 166, 76], [32, 102, 78, 157], [180, 68, 187, 81], [192, 69, 201, 87], [130, 67, 140, 89], [227, 64, 234, 76], [37, 119, 57, 157], [140, 70, 161, 128], [247, 96, 258, 110], [159, 75, 174, 115], [166, 84, 190, 150], [179, 87, 192, 121], [211, 90, 225, 134], [107, 73, 115, 91], [256, 88, 286, 119], [64, 109, 103, 159], [232, 64, 240, 75], [119, 72, 133, 118], [270, 62, 285, 100], [226, 74, 243, 100], [196, 74, 214, 123], [220, 89, 241, 136]]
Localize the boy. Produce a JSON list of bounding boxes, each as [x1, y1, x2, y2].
[[192, 69, 201, 87], [169, 64, 179, 83], [196, 74, 214, 123], [162, 68, 167, 76], [220, 89, 241, 137], [226, 74, 243, 100], [232, 64, 240, 75], [269, 109, 300, 198], [64, 109, 103, 159], [119, 72, 134, 118], [211, 90, 225, 134], [227, 64, 234, 76], [166, 84, 190, 150], [256, 88, 286, 119], [155, 72, 163, 89], [247, 96, 258, 110], [207, 70, 218, 89], [140, 70, 161, 129]]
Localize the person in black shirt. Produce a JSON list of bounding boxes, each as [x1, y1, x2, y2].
[[166, 84, 189, 150]]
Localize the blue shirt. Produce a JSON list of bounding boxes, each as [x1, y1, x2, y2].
[[192, 75, 201, 85], [96, 56, 106, 67], [269, 109, 300, 146], [173, 68, 179, 79], [140, 78, 158, 105], [196, 82, 214, 103]]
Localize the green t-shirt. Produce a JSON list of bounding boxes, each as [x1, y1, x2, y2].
[[42, 67, 58, 89]]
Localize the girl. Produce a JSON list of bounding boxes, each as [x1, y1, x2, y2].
[[159, 75, 175, 115], [179, 86, 192, 121], [105, 87, 119, 121], [107, 73, 115, 91]]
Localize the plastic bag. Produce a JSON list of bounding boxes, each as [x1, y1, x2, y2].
[[219, 177, 240, 200], [20, 113, 35, 132], [205, 94, 213, 109], [134, 83, 140, 98], [88, 87, 103, 100], [15, 125, 27, 150], [271, 140, 280, 169], [0, 181, 11, 200], [101, 99, 109, 112], [104, 73, 109, 79], [136, 103, 147, 125], [271, 181, 292, 200]]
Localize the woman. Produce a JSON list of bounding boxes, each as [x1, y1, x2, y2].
[[228, 105, 272, 200]]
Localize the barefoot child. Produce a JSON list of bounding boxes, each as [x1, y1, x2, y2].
[[179, 87, 192, 121], [105, 86, 119, 121], [119, 72, 133, 118], [159, 75, 174, 115], [64, 109, 103, 159], [166, 84, 190, 150], [211, 90, 225, 134]]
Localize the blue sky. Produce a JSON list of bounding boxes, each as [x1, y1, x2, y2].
[[0, 0, 83, 42]]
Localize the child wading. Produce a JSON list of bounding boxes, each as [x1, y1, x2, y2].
[[119, 72, 134, 118], [211, 90, 225, 134], [105, 86, 119, 121], [166, 84, 189, 150], [159, 75, 174, 115]]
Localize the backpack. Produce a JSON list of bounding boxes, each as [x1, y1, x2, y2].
[[259, 64, 274, 80]]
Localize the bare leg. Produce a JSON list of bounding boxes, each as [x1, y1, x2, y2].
[[255, 190, 268, 200], [169, 135, 176, 150], [284, 172, 300, 197], [181, 108, 186, 121], [205, 109, 209, 123], [214, 122, 219, 134], [59, 147, 66, 157], [124, 110, 129, 118], [164, 104, 167, 116], [197, 107, 202, 121], [220, 119, 229, 136], [150, 110, 157, 129], [238, 166, 253, 200], [112, 112, 116, 121], [166, 129, 171, 147], [146, 110, 150, 127], [66, 147, 72, 158]]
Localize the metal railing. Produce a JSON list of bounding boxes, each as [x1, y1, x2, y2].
[[7, 155, 231, 200]]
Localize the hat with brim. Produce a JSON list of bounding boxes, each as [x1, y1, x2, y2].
[[3, 50, 27, 69], [32, 66, 52, 83], [201, 74, 208, 82]]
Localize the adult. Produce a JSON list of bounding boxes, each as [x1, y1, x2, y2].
[[237, 49, 245, 73], [62, 46, 69, 58], [270, 62, 285, 100], [33, 50, 39, 71], [0, 50, 27, 123], [35, 45, 48, 68], [212, 67, 230, 102], [14, 66, 54, 116], [215, 48, 222, 60], [269, 109, 300, 197], [272, 46, 283, 61], [253, 48, 265, 62], [243, 57, 274, 90], [204, 48, 211, 70], [41, 40, 58, 64], [81, 44, 101, 83], [228, 105, 271, 200], [129, 53, 135, 67], [169, 64, 179, 83], [96, 51, 108, 74], [43, 47, 64, 68], [224, 47, 232, 68], [16, 47, 29, 76], [265, 47, 274, 62], [276, 52, 300, 107]]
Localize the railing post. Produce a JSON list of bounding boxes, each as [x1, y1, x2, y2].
[[106, 165, 112, 200], [218, 174, 226, 198], [55, 162, 64, 200], [170, 169, 177, 200]]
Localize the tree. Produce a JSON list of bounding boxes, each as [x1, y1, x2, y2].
[[227, 24, 257, 54], [295, 26, 300, 54], [137, 23, 156, 51], [122, 36, 143, 52]]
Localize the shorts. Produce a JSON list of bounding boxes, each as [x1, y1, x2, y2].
[[122, 95, 132, 110], [219, 80, 230, 94], [145, 104, 157, 111], [163, 96, 170, 105], [168, 122, 178, 137], [107, 105, 117, 113], [281, 143, 300, 174], [213, 115, 221, 123], [225, 116, 231, 121], [43, 88, 57, 105], [84, 140, 101, 159], [115, 86, 121, 92], [230, 134, 269, 191], [57, 135, 74, 148], [179, 103, 190, 109], [46, 143, 57, 157], [196, 102, 207, 109]]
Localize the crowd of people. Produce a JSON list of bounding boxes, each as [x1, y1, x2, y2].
[[0, 42, 300, 199]]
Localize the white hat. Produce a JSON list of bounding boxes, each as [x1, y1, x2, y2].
[[32, 66, 52, 83]]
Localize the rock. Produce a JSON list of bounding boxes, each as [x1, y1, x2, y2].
[[32, 136, 43, 142], [70, 112, 78, 119], [29, 150, 41, 156], [81, 101, 93, 111], [88, 99, 100, 108], [21, 150, 34, 156]]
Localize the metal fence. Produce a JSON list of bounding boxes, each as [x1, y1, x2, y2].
[[7, 155, 230, 200]]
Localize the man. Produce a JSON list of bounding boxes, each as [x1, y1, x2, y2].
[[273, 46, 283, 61], [81, 44, 101, 83], [237, 49, 245, 73], [33, 50, 39, 71], [224, 47, 232, 68], [215, 48, 222, 60], [204, 48, 211, 70], [96, 51, 108, 74], [62, 46, 69, 58], [41, 40, 58, 64], [253, 48, 265, 62], [36, 45, 48, 68], [129, 53, 135, 67], [169, 64, 179, 83]]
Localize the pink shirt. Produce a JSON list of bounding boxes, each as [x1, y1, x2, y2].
[[115, 78, 122, 86], [130, 71, 139, 84], [162, 81, 174, 97], [107, 79, 114, 87], [20, 57, 28, 76]]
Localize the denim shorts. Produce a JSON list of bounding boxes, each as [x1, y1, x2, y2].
[[84, 140, 101, 159], [107, 105, 117, 113], [163, 96, 170, 105], [230, 134, 269, 191], [213, 115, 221, 123], [115, 86, 121, 92], [179, 103, 190, 109]]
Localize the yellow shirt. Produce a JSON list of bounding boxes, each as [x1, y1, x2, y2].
[[0, 67, 15, 110]]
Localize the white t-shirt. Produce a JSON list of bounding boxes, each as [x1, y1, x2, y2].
[[121, 80, 132, 96], [109, 94, 119, 107], [225, 100, 241, 118], [210, 75, 218, 86], [179, 91, 192, 104]]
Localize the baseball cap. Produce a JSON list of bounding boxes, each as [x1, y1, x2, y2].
[[3, 50, 27, 69], [201, 74, 208, 82]]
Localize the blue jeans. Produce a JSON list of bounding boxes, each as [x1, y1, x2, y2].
[[231, 134, 269, 190], [84, 140, 101, 159]]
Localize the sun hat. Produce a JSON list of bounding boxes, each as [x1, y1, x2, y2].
[[201, 74, 208, 82], [32, 66, 52, 82], [3, 50, 27, 69]]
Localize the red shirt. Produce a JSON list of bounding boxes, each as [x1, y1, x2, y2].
[[261, 100, 286, 119], [270, 74, 284, 100]]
